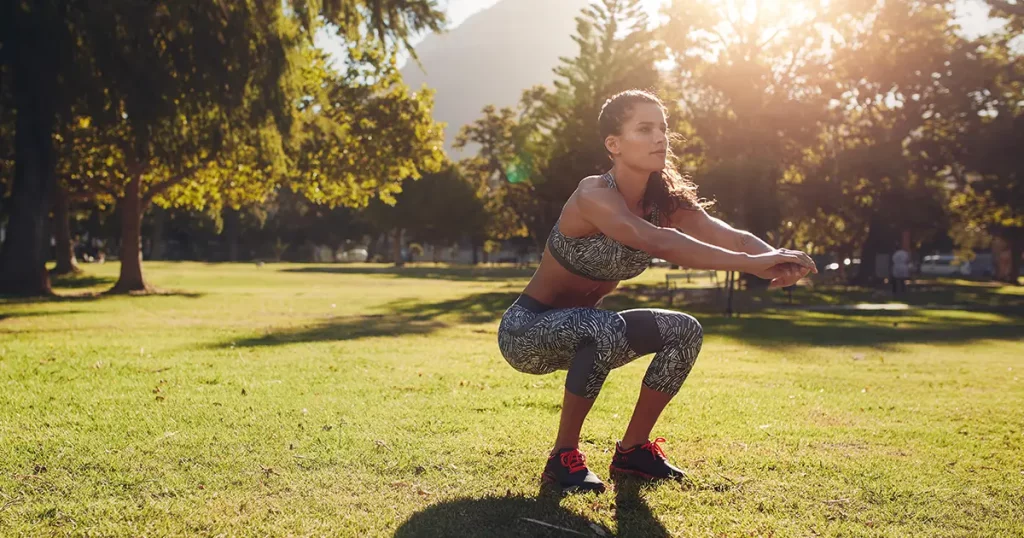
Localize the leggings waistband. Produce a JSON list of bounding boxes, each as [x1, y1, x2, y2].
[[513, 294, 553, 314]]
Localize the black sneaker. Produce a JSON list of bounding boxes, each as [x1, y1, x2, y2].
[[609, 437, 687, 482], [541, 447, 607, 494]]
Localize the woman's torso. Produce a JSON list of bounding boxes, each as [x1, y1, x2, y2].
[[521, 173, 657, 308]]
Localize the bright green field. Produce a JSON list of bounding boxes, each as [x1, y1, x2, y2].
[[1, 263, 1022, 537]]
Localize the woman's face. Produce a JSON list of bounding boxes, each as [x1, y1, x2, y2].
[[605, 103, 668, 172]]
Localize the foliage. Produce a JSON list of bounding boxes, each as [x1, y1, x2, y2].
[[363, 161, 488, 260], [0, 0, 447, 294]]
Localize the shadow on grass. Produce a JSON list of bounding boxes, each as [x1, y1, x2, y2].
[[50, 272, 117, 290], [280, 264, 535, 282], [220, 291, 517, 348], [614, 279, 1024, 313], [221, 283, 1022, 349], [393, 480, 670, 538], [700, 311, 1023, 349], [0, 289, 203, 304], [0, 309, 87, 322]]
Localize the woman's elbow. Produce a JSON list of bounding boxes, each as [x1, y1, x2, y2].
[[640, 229, 672, 259]]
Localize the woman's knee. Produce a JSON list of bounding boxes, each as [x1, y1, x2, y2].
[[653, 310, 703, 352]]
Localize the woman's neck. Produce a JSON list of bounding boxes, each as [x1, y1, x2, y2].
[[610, 162, 651, 214]]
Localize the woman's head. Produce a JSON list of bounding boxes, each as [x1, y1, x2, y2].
[[598, 89, 708, 214], [599, 90, 669, 172]]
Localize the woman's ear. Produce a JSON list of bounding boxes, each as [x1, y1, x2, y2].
[[604, 135, 620, 157]]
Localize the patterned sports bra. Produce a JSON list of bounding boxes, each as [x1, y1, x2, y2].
[[547, 173, 660, 281]]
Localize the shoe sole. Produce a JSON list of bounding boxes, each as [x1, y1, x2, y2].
[[541, 472, 607, 494], [608, 465, 686, 483], [608, 465, 659, 481]]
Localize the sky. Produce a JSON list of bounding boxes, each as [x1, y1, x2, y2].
[[434, 0, 1002, 37], [316, 0, 667, 64], [443, 0, 663, 28], [316, 0, 1007, 67], [436, 0, 665, 35]]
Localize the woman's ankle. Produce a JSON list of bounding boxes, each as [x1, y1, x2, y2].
[[550, 443, 579, 456]]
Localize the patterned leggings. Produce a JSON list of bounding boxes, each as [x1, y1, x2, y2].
[[497, 294, 703, 399]]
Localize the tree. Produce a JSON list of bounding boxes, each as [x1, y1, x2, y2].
[[363, 162, 487, 266], [914, 32, 1024, 283], [819, 0, 997, 283], [454, 103, 535, 259], [661, 0, 842, 255], [288, 48, 445, 210], [0, 66, 13, 229], [984, 0, 1023, 31], [0, 0, 445, 296], [0, 1, 66, 295]]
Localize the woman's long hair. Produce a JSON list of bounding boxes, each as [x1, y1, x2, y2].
[[598, 90, 711, 214]]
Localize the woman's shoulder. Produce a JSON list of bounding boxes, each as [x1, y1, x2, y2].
[[558, 175, 616, 235], [577, 174, 614, 191]]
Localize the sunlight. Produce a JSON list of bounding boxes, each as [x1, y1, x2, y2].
[[645, 0, 816, 25]]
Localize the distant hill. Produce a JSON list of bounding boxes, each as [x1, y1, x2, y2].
[[401, 0, 591, 157]]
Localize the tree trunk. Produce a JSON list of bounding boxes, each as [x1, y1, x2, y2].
[[110, 175, 152, 293], [223, 208, 240, 262], [0, 25, 59, 296], [854, 213, 888, 286], [51, 184, 81, 276], [150, 208, 166, 260], [1005, 232, 1023, 285], [366, 233, 383, 263], [471, 238, 481, 265], [392, 228, 405, 267], [1010, 246, 1022, 285]]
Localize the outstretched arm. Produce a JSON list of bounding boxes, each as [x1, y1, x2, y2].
[[572, 183, 815, 279], [670, 208, 815, 287], [670, 208, 774, 255]]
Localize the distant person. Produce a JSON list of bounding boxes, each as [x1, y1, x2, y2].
[[891, 247, 911, 296], [496, 90, 816, 494]]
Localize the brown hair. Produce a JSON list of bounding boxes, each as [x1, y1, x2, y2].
[[598, 89, 709, 215]]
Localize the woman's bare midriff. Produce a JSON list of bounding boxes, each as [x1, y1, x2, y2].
[[521, 246, 621, 309]]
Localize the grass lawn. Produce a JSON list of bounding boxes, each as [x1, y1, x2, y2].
[[1, 262, 1022, 537]]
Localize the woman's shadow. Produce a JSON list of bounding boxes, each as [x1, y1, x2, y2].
[[393, 478, 672, 538]]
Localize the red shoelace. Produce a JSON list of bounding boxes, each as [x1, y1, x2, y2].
[[641, 437, 668, 460], [559, 449, 588, 474]]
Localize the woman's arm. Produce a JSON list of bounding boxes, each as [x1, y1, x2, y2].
[[573, 185, 814, 278], [668, 208, 816, 287], [670, 208, 773, 255]]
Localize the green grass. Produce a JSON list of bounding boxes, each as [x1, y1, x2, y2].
[[1, 262, 1023, 537]]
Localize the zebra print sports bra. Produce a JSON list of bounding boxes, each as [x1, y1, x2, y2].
[[546, 173, 660, 282]]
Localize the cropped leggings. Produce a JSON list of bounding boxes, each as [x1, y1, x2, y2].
[[497, 294, 703, 399]]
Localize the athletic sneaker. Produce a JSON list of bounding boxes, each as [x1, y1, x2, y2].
[[609, 437, 687, 482], [541, 447, 607, 494]]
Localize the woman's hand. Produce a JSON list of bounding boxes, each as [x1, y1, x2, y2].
[[746, 249, 817, 287], [763, 263, 809, 289]]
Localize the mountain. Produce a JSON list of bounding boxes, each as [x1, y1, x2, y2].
[[401, 0, 591, 157]]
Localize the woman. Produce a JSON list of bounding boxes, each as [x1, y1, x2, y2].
[[497, 90, 816, 494]]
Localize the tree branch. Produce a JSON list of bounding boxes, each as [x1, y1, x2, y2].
[[985, 0, 1024, 17], [141, 157, 215, 205], [70, 174, 118, 199]]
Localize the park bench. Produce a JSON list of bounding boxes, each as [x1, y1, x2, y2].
[[664, 270, 721, 306]]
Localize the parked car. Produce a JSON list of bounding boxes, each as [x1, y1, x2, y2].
[[337, 248, 369, 263], [919, 254, 971, 277]]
